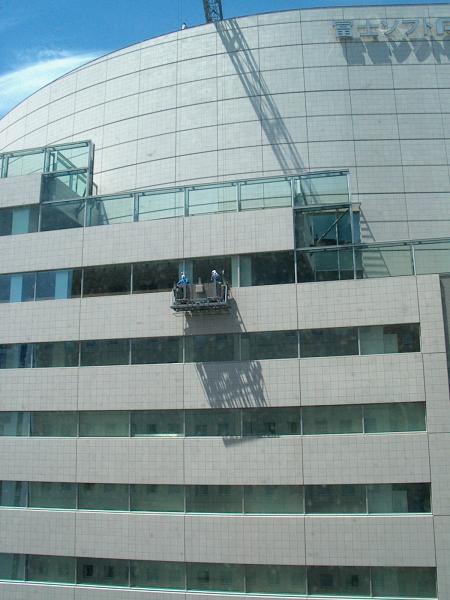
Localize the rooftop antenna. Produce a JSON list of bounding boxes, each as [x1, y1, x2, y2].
[[203, 0, 223, 23]]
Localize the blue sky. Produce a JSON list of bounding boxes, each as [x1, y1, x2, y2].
[[0, 0, 446, 116]]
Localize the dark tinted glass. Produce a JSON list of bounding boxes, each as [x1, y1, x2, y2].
[[246, 565, 306, 595], [0, 206, 38, 236], [130, 484, 184, 512], [303, 405, 363, 434], [372, 567, 436, 598], [360, 324, 421, 354], [131, 410, 183, 436], [78, 483, 129, 510], [185, 409, 241, 436], [77, 557, 129, 586], [80, 339, 130, 366], [79, 411, 129, 436], [34, 341, 79, 368], [7, 273, 35, 302], [40, 200, 85, 231], [131, 560, 185, 590], [243, 407, 301, 436], [240, 251, 295, 286], [29, 482, 76, 509], [300, 327, 358, 358], [186, 485, 241, 513], [364, 402, 425, 433], [306, 485, 366, 514], [192, 256, 231, 284], [27, 555, 76, 583], [133, 261, 179, 292], [0, 481, 28, 506], [0, 275, 11, 302], [131, 337, 182, 364], [185, 334, 238, 363], [187, 563, 245, 592], [36, 269, 82, 300], [0, 209, 12, 236], [0, 553, 25, 580], [241, 330, 298, 360], [0, 412, 29, 435], [367, 483, 431, 513], [244, 485, 303, 514], [30, 412, 78, 436], [308, 566, 370, 596], [297, 248, 354, 283], [83, 264, 131, 296], [0, 344, 33, 368]]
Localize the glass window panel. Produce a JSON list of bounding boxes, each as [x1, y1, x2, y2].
[[8, 273, 35, 302], [78, 483, 129, 511], [77, 557, 129, 586], [246, 564, 306, 595], [185, 334, 238, 363], [42, 172, 87, 201], [0, 206, 39, 236], [358, 246, 414, 279], [308, 566, 370, 597], [303, 405, 363, 435], [48, 143, 89, 171], [34, 342, 79, 368], [87, 195, 134, 226], [0, 412, 29, 436], [239, 251, 295, 287], [36, 269, 81, 300], [131, 410, 183, 436], [131, 337, 182, 364], [79, 411, 129, 437], [415, 241, 450, 275], [240, 179, 292, 210], [297, 248, 355, 283], [305, 485, 366, 514], [0, 481, 28, 507], [0, 344, 33, 368], [188, 184, 236, 215], [0, 275, 11, 303], [185, 409, 241, 437], [130, 484, 184, 512], [29, 482, 76, 509], [367, 483, 431, 514], [83, 264, 131, 296], [0, 553, 26, 580], [186, 485, 242, 513], [364, 402, 425, 433], [133, 261, 179, 293], [187, 563, 245, 592], [30, 411, 78, 436], [80, 339, 130, 366], [241, 330, 298, 361], [192, 256, 231, 285], [295, 172, 349, 207], [6, 151, 45, 176], [300, 327, 358, 358], [244, 485, 303, 514], [138, 190, 184, 221], [372, 567, 436, 598], [243, 408, 301, 436], [0, 208, 12, 236], [360, 324, 420, 355], [40, 199, 85, 230], [131, 560, 185, 589]]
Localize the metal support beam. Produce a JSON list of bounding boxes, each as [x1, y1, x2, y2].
[[203, 0, 223, 23]]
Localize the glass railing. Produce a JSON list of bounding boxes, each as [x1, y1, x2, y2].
[[296, 238, 450, 282], [0, 141, 93, 199]]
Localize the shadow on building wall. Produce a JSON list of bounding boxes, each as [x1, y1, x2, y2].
[[342, 39, 450, 65], [216, 18, 306, 175]]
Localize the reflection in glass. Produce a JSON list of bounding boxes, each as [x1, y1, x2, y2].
[[0, 344, 33, 369], [372, 567, 436, 599], [187, 563, 245, 592], [83, 264, 131, 296], [414, 241, 450, 275], [0, 481, 27, 507], [192, 256, 231, 285], [48, 143, 89, 172], [79, 411, 129, 437], [367, 483, 430, 514], [243, 407, 301, 436], [0, 206, 39, 237], [300, 327, 358, 358], [131, 410, 183, 436], [0, 553, 25, 580], [185, 334, 238, 363], [188, 184, 236, 215], [40, 199, 85, 231], [77, 557, 129, 586], [297, 248, 354, 282], [6, 151, 45, 177], [30, 411, 78, 436], [0, 412, 29, 436], [294, 172, 349, 207], [34, 342, 79, 368], [87, 195, 134, 226], [240, 251, 295, 287], [364, 402, 425, 433], [241, 330, 298, 360], [35, 269, 82, 300], [80, 339, 130, 366], [246, 564, 306, 595], [131, 337, 182, 364], [306, 485, 365, 514], [133, 261, 179, 293], [358, 246, 414, 279], [308, 566, 370, 597], [360, 324, 420, 354], [138, 190, 184, 221], [240, 179, 292, 210]]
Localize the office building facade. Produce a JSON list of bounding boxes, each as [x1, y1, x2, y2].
[[0, 4, 449, 598]]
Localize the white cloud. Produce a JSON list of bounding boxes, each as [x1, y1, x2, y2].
[[0, 51, 102, 116]]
